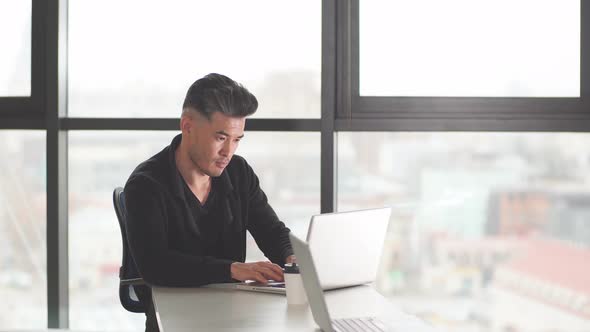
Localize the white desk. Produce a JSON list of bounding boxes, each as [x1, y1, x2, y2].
[[152, 285, 434, 332]]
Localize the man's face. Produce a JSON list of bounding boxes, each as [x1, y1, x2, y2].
[[182, 111, 245, 177]]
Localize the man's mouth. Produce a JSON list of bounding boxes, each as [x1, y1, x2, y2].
[[215, 160, 229, 168]]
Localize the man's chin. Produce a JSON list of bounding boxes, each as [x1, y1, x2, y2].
[[207, 168, 224, 177]]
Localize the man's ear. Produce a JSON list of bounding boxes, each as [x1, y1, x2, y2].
[[180, 114, 193, 134]]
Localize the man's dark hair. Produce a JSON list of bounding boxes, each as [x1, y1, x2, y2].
[[182, 73, 258, 119]]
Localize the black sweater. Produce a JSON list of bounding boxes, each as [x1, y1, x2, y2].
[[124, 134, 293, 287]]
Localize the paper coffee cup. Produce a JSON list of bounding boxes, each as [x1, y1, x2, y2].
[[284, 263, 308, 305]]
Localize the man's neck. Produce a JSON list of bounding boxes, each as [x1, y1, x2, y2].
[[174, 141, 210, 193]]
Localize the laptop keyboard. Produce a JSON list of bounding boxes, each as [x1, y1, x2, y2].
[[266, 283, 286, 288], [247, 281, 285, 287], [332, 317, 386, 332]]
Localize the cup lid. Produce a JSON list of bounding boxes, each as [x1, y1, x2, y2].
[[284, 262, 300, 274]]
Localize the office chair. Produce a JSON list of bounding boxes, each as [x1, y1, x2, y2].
[[113, 187, 147, 313]]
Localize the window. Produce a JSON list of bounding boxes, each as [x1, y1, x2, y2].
[[360, 0, 580, 97], [338, 132, 590, 331], [343, 0, 589, 125], [0, 131, 46, 329], [0, 1, 31, 97], [68, 0, 321, 118]]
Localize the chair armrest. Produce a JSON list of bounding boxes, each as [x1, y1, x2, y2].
[[121, 278, 146, 286]]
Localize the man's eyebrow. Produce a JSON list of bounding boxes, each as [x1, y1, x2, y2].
[[216, 130, 245, 139]]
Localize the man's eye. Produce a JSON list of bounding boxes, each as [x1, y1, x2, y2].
[[216, 136, 225, 141]]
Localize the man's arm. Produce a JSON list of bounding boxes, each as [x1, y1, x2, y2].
[[242, 161, 294, 266], [124, 179, 234, 287]]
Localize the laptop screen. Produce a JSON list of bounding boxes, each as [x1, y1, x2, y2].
[[306, 207, 391, 290]]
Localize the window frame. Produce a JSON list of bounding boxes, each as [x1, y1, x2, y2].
[[336, 0, 590, 132], [0, 0, 46, 124]]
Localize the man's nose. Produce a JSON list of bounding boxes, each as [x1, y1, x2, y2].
[[220, 140, 232, 156]]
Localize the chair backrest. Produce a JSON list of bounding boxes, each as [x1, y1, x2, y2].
[[113, 187, 146, 313]]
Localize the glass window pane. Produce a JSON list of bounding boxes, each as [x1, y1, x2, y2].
[[360, 0, 580, 97], [0, 1, 31, 96], [0, 131, 46, 329], [68, 1, 321, 118], [338, 132, 590, 332], [68, 131, 319, 330]]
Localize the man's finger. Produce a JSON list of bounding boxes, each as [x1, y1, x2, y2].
[[252, 271, 268, 284], [260, 261, 284, 276], [257, 266, 283, 282], [259, 263, 283, 278]]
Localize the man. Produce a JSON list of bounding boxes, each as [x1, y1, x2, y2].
[[124, 73, 295, 331]]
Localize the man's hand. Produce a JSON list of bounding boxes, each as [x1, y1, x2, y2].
[[230, 261, 284, 284]]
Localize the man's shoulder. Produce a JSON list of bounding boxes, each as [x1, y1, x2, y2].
[[224, 155, 257, 186], [227, 154, 248, 170], [125, 146, 170, 192], [226, 154, 258, 175]]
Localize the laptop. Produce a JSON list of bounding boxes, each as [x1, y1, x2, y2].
[[290, 233, 388, 332], [206, 207, 392, 294]]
